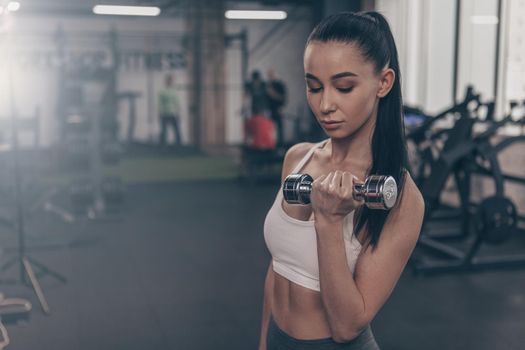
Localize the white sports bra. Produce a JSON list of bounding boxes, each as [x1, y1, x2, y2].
[[263, 140, 362, 292]]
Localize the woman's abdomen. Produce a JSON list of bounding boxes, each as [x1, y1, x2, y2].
[[271, 272, 333, 340]]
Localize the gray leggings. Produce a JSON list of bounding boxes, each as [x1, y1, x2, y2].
[[267, 318, 380, 350]]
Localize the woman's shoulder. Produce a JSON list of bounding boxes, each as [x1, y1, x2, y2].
[[285, 142, 316, 158], [280, 142, 317, 181]]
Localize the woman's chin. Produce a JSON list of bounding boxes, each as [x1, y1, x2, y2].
[[323, 129, 346, 138]]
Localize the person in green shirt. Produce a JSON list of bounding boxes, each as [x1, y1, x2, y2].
[[158, 74, 182, 146]]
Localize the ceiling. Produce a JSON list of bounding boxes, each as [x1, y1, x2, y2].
[[6, 0, 316, 17]]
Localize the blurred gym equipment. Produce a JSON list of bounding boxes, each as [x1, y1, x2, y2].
[[39, 27, 126, 222], [404, 85, 481, 186], [409, 90, 525, 275], [0, 30, 55, 319]]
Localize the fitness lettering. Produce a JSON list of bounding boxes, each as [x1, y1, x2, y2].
[[1, 50, 187, 71]]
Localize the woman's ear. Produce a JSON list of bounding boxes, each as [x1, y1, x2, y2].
[[377, 68, 395, 98]]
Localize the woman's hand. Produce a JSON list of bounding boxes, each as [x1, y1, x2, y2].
[[310, 170, 364, 225]]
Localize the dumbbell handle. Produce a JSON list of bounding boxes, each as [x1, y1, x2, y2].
[[283, 173, 398, 210]]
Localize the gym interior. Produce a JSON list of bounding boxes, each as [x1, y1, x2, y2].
[[0, 0, 524, 349]]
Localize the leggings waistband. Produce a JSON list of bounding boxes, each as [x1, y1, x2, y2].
[[266, 317, 380, 350]]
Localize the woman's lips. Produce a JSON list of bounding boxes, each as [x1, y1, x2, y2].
[[320, 121, 343, 130]]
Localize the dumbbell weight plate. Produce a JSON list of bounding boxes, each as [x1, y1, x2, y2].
[[359, 175, 398, 210], [282, 174, 314, 204]]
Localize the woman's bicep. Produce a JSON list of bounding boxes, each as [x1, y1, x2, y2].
[[353, 178, 424, 324]]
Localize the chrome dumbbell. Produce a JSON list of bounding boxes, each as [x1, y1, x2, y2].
[[282, 173, 398, 210]]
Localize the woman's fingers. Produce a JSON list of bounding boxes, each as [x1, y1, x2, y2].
[[341, 171, 354, 198], [320, 171, 334, 188], [310, 171, 363, 218], [314, 171, 363, 202], [316, 174, 327, 183], [312, 174, 326, 192], [330, 171, 343, 192]]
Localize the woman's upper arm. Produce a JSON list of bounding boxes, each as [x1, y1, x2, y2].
[[353, 174, 425, 324]]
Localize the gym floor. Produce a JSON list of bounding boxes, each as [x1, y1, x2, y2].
[[0, 153, 524, 349]]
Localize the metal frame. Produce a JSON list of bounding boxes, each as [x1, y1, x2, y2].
[[412, 113, 525, 275]]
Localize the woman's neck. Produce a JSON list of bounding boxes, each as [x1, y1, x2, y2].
[[328, 115, 375, 170]]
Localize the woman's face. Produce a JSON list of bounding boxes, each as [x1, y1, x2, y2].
[[303, 41, 384, 140]]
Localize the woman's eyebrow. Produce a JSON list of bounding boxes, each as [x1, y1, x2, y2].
[[305, 72, 358, 81], [331, 71, 358, 80], [305, 73, 320, 81]]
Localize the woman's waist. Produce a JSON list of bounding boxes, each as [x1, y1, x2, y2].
[[272, 275, 333, 339]]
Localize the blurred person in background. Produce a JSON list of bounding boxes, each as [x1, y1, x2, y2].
[[266, 69, 287, 146], [243, 70, 268, 118], [158, 74, 182, 146], [242, 70, 277, 149]]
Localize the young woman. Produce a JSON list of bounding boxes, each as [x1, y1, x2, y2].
[[260, 12, 425, 350]]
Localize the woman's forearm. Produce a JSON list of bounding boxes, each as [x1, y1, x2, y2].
[[315, 219, 367, 342]]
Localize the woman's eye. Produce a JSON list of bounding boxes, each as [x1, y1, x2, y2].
[[337, 87, 353, 93], [308, 86, 322, 93]]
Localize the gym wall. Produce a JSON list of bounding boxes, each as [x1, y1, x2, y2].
[[0, 4, 315, 148], [0, 15, 189, 147], [506, 0, 525, 102], [377, 0, 521, 117]]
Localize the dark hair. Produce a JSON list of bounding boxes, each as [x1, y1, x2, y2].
[[251, 70, 261, 80], [307, 12, 408, 248]]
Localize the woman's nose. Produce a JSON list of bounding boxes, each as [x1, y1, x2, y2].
[[319, 91, 336, 114]]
